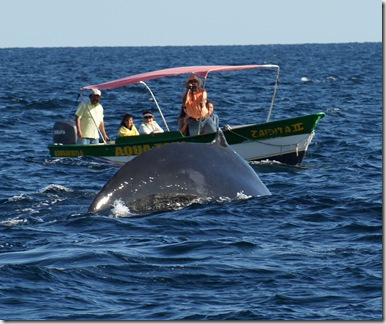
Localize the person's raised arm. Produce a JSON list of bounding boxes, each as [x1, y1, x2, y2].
[[182, 89, 190, 106], [201, 89, 207, 108]]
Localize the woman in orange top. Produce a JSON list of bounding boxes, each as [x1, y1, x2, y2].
[[182, 75, 215, 135]]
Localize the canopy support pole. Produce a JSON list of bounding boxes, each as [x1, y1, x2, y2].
[[197, 76, 208, 135], [140, 81, 170, 132], [265, 65, 280, 123]]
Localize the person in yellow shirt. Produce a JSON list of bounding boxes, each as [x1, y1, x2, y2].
[[117, 113, 139, 137], [75, 89, 109, 144]]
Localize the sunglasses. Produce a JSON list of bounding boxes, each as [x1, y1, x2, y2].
[[144, 116, 153, 119]]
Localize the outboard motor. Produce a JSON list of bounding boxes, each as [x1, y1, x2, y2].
[[53, 119, 77, 144]]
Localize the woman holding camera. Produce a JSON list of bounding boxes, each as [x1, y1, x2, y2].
[[182, 75, 215, 135]]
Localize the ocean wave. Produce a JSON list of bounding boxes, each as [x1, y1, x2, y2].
[[0, 43, 381, 320]]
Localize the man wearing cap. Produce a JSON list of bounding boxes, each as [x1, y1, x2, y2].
[[75, 89, 109, 144], [139, 110, 164, 134], [182, 75, 216, 135]]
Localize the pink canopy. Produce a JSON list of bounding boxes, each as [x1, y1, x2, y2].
[[80, 64, 276, 91]]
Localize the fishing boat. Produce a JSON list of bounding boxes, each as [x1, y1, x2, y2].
[[48, 65, 324, 165]]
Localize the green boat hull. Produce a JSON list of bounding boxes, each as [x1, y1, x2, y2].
[[48, 112, 325, 165]]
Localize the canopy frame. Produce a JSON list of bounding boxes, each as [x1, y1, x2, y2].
[[79, 64, 280, 132], [139, 81, 170, 132]]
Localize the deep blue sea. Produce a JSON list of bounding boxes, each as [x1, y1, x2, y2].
[[0, 43, 382, 320]]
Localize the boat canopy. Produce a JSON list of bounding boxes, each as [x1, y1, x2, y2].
[[81, 64, 278, 91]]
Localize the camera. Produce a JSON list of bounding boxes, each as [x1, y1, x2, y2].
[[188, 85, 197, 90]]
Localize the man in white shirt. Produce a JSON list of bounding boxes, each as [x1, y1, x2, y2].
[[75, 89, 109, 144]]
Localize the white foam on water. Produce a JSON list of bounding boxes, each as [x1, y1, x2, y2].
[[110, 199, 133, 217]]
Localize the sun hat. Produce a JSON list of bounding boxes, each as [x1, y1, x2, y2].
[[184, 75, 201, 86], [142, 110, 154, 118], [90, 89, 101, 96]]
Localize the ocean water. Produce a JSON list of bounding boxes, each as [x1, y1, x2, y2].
[[0, 43, 382, 320]]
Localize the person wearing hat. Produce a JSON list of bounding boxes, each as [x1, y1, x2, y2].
[[182, 75, 216, 135], [75, 88, 109, 144], [139, 110, 164, 134]]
